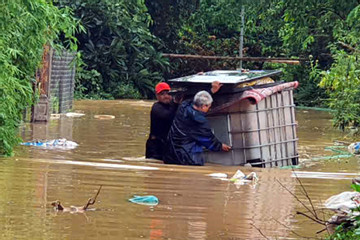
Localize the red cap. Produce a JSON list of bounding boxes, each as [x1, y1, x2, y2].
[[155, 82, 171, 94]]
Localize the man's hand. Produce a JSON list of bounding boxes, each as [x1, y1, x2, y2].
[[174, 92, 184, 104], [211, 81, 223, 94], [222, 143, 231, 152]]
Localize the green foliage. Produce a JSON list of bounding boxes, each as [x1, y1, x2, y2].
[[0, 0, 77, 156], [172, 0, 360, 127], [320, 51, 360, 129], [51, 96, 59, 114], [281, 0, 358, 66], [318, 4, 360, 129], [145, 0, 199, 51], [351, 184, 360, 192], [171, 0, 324, 105], [113, 84, 142, 99], [55, 0, 170, 99], [180, 0, 287, 56], [74, 68, 104, 99], [263, 60, 327, 107], [279, 1, 360, 129]]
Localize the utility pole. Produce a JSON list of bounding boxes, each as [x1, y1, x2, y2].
[[239, 5, 245, 70]]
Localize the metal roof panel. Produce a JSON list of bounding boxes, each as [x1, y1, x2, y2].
[[169, 70, 282, 84]]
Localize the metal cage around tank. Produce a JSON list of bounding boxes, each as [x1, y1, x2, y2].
[[169, 70, 299, 167], [205, 88, 298, 167]]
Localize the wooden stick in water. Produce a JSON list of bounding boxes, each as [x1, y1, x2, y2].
[[83, 185, 102, 210]]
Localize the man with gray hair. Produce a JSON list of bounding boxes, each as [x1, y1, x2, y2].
[[163, 91, 231, 165]]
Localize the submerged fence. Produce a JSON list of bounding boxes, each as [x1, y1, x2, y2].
[[31, 48, 76, 122], [50, 51, 76, 114]]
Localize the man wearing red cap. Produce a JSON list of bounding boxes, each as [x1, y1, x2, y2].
[[146, 81, 223, 160], [145, 82, 177, 160]]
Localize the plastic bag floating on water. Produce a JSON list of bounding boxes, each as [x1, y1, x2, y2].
[[230, 170, 258, 185], [128, 195, 159, 206], [324, 191, 360, 211], [207, 170, 259, 186], [21, 138, 78, 150]]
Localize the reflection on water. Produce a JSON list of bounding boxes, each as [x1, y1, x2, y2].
[[0, 101, 359, 239]]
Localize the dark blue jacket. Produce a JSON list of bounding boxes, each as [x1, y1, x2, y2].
[[163, 100, 222, 165]]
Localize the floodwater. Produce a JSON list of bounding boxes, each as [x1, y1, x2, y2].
[[1, 100, 358, 239]]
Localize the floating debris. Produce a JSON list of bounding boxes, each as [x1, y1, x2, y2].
[[50, 114, 61, 119], [65, 112, 85, 117], [325, 191, 360, 211], [207, 173, 228, 179], [309, 145, 354, 161], [348, 142, 360, 154], [21, 138, 78, 150], [129, 195, 159, 206], [324, 187, 360, 233], [94, 115, 115, 120], [279, 165, 302, 170], [206, 170, 258, 186], [230, 170, 258, 185], [52, 185, 102, 213]]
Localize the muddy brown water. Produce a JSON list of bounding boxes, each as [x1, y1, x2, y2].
[[1, 100, 358, 239]]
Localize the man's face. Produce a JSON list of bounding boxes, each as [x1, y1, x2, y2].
[[199, 104, 211, 113], [156, 90, 172, 104]]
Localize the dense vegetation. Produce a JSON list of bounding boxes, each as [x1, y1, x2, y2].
[[52, 0, 360, 130], [54, 0, 169, 99], [2, 1, 360, 152], [149, 0, 360, 129], [0, 0, 77, 156], [53, 0, 360, 130]]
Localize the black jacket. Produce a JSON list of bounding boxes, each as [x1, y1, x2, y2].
[[146, 101, 178, 159], [163, 100, 222, 165]]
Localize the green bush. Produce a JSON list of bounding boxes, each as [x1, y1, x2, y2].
[[113, 84, 142, 99], [0, 0, 77, 156], [320, 51, 360, 129], [56, 0, 169, 99], [74, 68, 103, 99]]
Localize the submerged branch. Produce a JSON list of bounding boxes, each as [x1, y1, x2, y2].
[[276, 178, 317, 218], [250, 223, 270, 240], [52, 185, 103, 212], [292, 170, 318, 219], [83, 185, 102, 210], [272, 217, 320, 239], [296, 211, 326, 225]]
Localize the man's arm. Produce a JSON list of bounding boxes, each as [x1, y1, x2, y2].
[[191, 121, 223, 151], [197, 72, 223, 94]]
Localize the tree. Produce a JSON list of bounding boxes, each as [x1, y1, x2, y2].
[[169, 1, 297, 77], [0, 0, 77, 156], [55, 0, 170, 99], [319, 5, 360, 129], [145, 0, 200, 52]]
